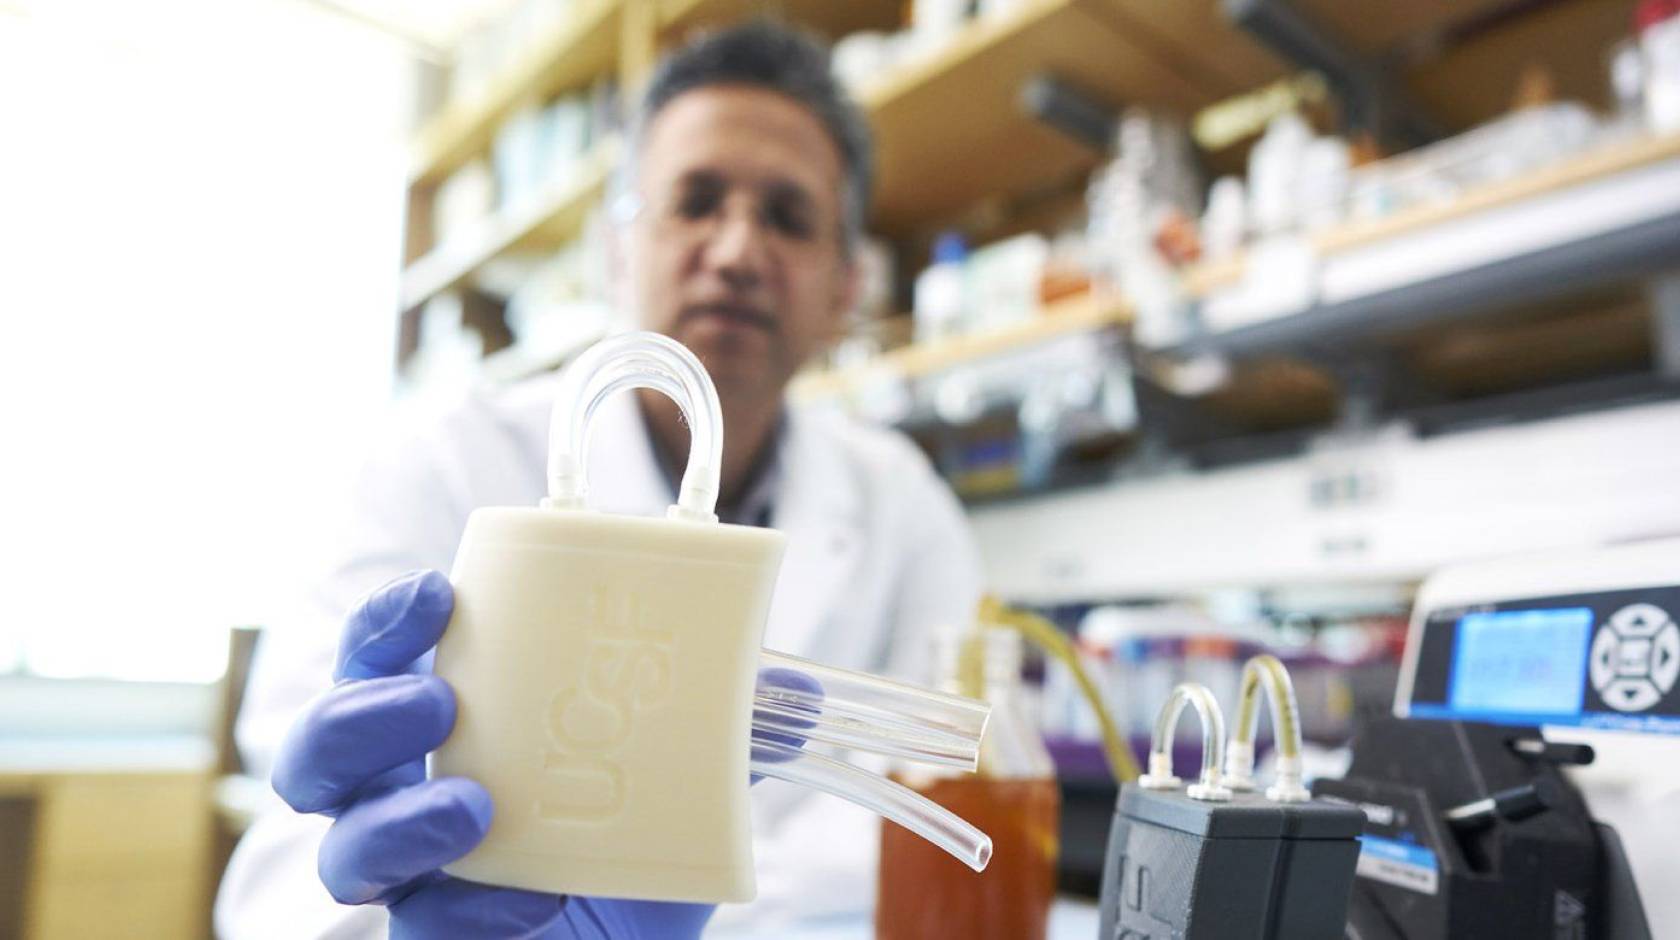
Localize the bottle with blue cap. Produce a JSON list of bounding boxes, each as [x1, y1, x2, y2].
[[914, 230, 970, 343]]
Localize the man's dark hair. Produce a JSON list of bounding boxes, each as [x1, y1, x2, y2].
[[622, 20, 874, 250]]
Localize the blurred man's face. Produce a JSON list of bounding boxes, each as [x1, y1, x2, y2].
[[624, 84, 856, 404]]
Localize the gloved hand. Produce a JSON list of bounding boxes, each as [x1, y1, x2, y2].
[[272, 570, 806, 939]]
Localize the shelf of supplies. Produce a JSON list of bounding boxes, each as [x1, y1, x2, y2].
[[404, 0, 1292, 270], [859, 0, 1285, 234], [410, 0, 902, 191], [1171, 132, 1680, 358], [409, 0, 622, 188], [399, 145, 615, 311], [793, 291, 1130, 399], [1185, 133, 1680, 299]]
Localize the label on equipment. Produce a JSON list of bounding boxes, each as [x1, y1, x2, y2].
[[1355, 835, 1439, 895], [1554, 891, 1587, 940], [1407, 587, 1680, 735]]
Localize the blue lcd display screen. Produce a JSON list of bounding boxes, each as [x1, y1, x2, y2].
[[1447, 607, 1593, 718]]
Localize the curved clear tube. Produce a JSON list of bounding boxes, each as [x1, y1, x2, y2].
[[757, 650, 989, 769], [749, 739, 993, 872], [1224, 654, 1309, 802], [750, 702, 978, 769], [546, 331, 722, 521], [1139, 682, 1232, 802]]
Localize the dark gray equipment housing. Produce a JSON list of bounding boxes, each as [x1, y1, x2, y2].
[[1098, 783, 1363, 940]]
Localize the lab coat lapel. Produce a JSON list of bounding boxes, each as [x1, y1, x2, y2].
[[764, 407, 865, 664], [582, 390, 674, 517], [506, 373, 678, 515]]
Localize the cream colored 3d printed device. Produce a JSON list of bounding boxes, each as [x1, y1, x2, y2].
[[432, 332, 994, 904]]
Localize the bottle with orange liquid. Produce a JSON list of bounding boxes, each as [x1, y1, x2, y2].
[[876, 627, 1060, 940]]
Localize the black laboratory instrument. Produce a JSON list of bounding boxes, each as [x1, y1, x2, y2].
[[1096, 538, 1678, 939], [1098, 664, 1364, 939], [1314, 538, 1678, 939]]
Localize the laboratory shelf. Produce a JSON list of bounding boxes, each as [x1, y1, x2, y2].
[[791, 291, 1131, 400], [970, 398, 1680, 604], [1172, 132, 1680, 359], [409, 0, 900, 192], [408, 0, 622, 188], [856, 0, 1634, 234], [859, 0, 1283, 235], [394, 0, 1637, 370], [399, 145, 615, 312], [478, 328, 607, 385]]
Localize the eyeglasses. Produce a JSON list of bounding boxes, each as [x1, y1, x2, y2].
[[615, 174, 843, 257]]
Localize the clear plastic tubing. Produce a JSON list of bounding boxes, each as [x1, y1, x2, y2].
[[750, 700, 978, 770], [750, 739, 993, 872], [546, 331, 722, 522], [754, 650, 990, 770]]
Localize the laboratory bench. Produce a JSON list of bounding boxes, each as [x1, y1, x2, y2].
[[710, 896, 1101, 939]]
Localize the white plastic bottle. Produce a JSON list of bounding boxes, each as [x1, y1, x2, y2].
[[914, 232, 969, 343], [1642, 2, 1680, 133], [1248, 112, 1311, 238], [432, 333, 784, 903]]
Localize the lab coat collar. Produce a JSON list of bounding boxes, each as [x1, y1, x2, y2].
[[646, 409, 787, 528], [582, 390, 674, 518], [763, 405, 866, 661], [496, 373, 671, 518]]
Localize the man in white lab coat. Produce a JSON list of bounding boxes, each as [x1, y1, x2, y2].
[[215, 21, 981, 939]]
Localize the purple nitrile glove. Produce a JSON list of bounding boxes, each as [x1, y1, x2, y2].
[[272, 570, 811, 939]]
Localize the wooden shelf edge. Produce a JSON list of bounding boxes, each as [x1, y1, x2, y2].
[[855, 0, 1073, 115], [1179, 131, 1680, 300], [793, 291, 1131, 400], [409, 0, 623, 188], [399, 146, 615, 311], [657, 0, 740, 31], [480, 329, 608, 385], [1316, 131, 1680, 255]]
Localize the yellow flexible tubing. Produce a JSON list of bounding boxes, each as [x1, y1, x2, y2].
[[979, 596, 1141, 782], [1225, 653, 1309, 802]]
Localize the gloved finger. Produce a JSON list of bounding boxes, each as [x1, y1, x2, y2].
[[318, 777, 493, 906], [273, 674, 456, 814], [751, 666, 823, 756], [754, 667, 823, 726], [389, 880, 564, 940], [336, 570, 454, 681], [561, 897, 715, 939]]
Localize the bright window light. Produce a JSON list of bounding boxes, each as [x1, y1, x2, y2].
[[1, 0, 413, 681]]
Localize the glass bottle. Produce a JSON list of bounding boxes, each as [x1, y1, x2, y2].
[[876, 627, 1060, 940]]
